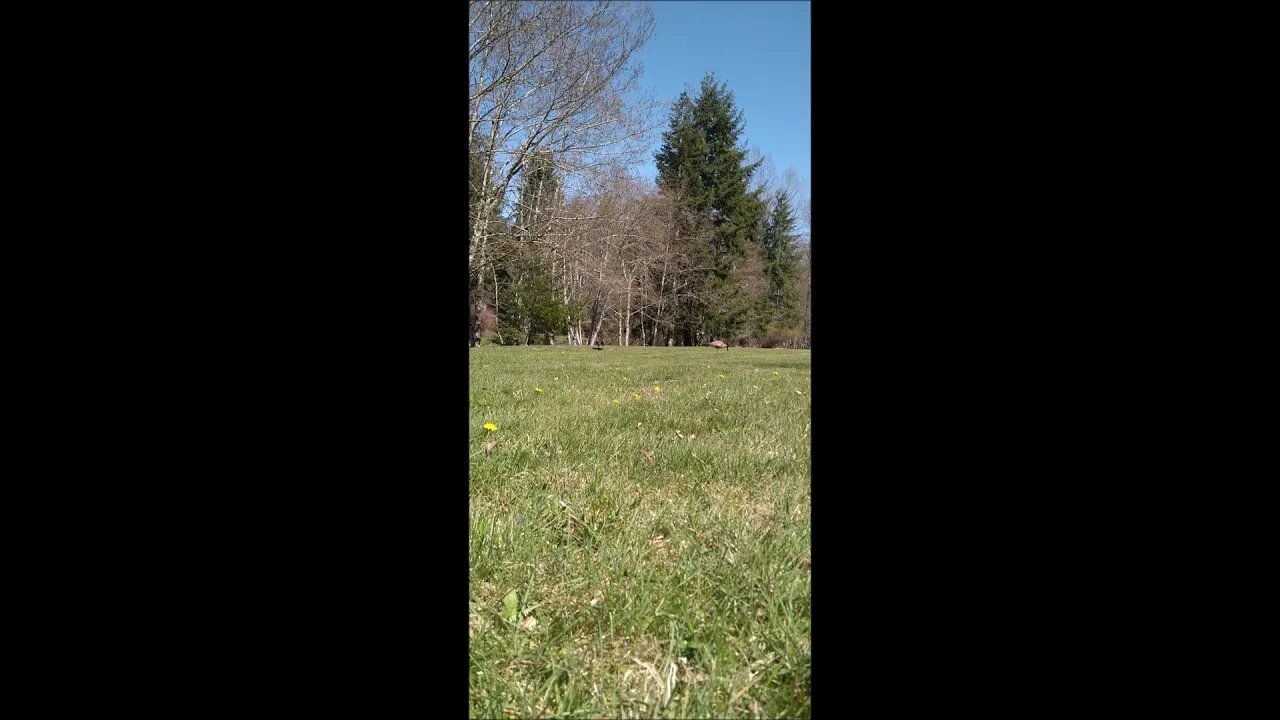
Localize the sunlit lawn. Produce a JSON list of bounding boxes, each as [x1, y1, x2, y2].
[[470, 346, 811, 718]]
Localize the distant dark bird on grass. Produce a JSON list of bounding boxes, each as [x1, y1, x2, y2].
[[709, 340, 728, 351], [593, 346, 603, 351]]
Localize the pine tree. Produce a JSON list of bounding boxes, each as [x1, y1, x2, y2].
[[655, 74, 766, 343], [497, 152, 574, 344], [761, 192, 801, 329], [515, 151, 559, 243]]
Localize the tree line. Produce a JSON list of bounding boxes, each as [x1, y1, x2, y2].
[[469, 1, 809, 348]]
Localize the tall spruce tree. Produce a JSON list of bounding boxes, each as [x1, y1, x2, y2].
[[655, 74, 765, 343], [498, 152, 571, 344], [516, 151, 559, 242], [760, 192, 801, 329]]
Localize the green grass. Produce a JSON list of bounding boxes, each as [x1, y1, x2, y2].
[[470, 346, 811, 719]]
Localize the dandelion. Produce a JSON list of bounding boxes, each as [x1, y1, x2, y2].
[[773, 371, 779, 376], [535, 388, 544, 393], [613, 399, 620, 404], [706, 365, 711, 369], [654, 386, 662, 393], [718, 374, 725, 379], [623, 376, 629, 381], [483, 423, 498, 432]]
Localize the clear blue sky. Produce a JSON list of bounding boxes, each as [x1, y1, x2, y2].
[[634, 1, 810, 210]]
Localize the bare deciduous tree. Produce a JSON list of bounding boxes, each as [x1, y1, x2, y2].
[[469, 1, 656, 299]]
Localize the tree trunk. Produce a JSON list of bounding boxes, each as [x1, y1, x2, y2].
[[623, 281, 632, 346], [588, 314, 604, 347], [470, 297, 484, 347], [651, 274, 664, 347], [492, 267, 500, 333]]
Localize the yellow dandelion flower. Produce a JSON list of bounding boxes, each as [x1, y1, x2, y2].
[[535, 388, 543, 393], [773, 371, 779, 376], [483, 423, 498, 432], [654, 386, 662, 393], [613, 399, 620, 404]]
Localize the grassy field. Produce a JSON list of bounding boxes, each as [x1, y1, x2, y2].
[[469, 346, 811, 719]]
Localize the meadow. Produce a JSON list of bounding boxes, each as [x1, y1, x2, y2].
[[469, 346, 811, 718]]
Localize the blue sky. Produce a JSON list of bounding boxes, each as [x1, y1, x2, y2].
[[634, 1, 810, 210]]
